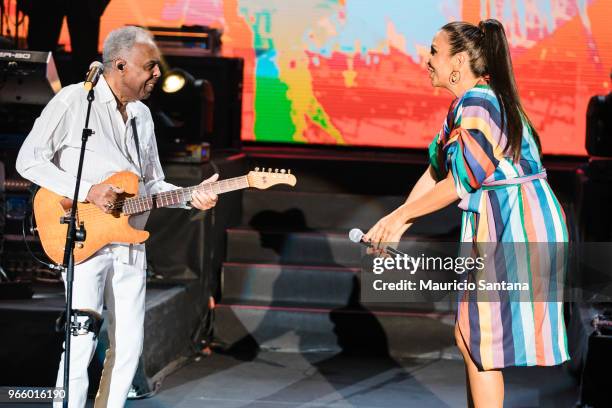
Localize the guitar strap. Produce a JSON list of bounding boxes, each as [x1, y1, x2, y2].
[[130, 117, 146, 184]]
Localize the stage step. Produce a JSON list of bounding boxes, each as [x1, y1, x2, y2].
[[221, 262, 358, 307], [216, 179, 463, 358], [213, 303, 458, 359], [242, 190, 462, 235], [220, 262, 456, 313], [225, 227, 461, 267], [226, 228, 362, 267]]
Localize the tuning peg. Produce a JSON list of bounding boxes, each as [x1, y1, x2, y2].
[[268, 168, 272, 173], [274, 168, 279, 173], [255, 167, 260, 172], [288, 169, 292, 174], [281, 169, 286, 174]]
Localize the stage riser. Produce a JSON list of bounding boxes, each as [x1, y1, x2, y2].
[[0, 305, 63, 386], [241, 190, 462, 234], [220, 263, 457, 313], [213, 304, 458, 359], [0, 282, 199, 393]]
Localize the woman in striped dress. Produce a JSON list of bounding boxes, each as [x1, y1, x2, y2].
[[364, 19, 568, 407]]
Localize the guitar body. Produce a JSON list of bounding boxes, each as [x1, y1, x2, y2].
[[33, 171, 150, 265]]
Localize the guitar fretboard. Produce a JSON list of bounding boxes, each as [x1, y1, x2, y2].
[[122, 175, 249, 215]]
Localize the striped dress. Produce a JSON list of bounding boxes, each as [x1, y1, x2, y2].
[[428, 83, 569, 370]]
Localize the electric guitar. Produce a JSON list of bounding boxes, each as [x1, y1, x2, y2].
[[33, 168, 296, 265]]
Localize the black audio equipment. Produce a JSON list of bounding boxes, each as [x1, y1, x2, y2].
[[0, 49, 61, 105]]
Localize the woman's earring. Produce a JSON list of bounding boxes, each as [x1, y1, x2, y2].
[[450, 70, 461, 85]]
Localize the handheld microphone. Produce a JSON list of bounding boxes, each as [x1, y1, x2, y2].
[[83, 61, 104, 91], [348, 228, 406, 256]]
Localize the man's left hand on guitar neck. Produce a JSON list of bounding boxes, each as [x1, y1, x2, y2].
[[189, 173, 219, 210]]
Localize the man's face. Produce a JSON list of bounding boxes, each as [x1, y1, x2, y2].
[[120, 42, 161, 101]]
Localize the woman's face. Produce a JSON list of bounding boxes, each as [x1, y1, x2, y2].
[[427, 30, 454, 89]]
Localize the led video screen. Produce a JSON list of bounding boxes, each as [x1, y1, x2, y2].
[[59, 0, 612, 155]]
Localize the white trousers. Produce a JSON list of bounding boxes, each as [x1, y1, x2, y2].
[[54, 244, 146, 408]]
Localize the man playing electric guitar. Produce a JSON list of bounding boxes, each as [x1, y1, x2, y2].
[[16, 26, 218, 408]]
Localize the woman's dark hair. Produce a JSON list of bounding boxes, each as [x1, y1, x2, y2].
[[441, 19, 542, 161]]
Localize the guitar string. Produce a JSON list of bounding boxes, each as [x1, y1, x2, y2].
[[69, 176, 251, 217], [70, 175, 291, 218], [71, 185, 240, 219], [65, 179, 284, 223]]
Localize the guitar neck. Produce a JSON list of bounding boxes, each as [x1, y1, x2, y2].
[[122, 175, 250, 215]]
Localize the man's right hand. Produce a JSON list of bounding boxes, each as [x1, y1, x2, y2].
[[86, 184, 124, 213]]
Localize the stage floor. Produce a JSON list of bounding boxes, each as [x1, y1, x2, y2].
[[2, 351, 578, 408]]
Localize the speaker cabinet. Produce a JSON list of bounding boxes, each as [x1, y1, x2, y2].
[[586, 94, 612, 157], [151, 55, 244, 151]]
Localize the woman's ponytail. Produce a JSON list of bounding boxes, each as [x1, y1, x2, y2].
[[478, 19, 542, 160]]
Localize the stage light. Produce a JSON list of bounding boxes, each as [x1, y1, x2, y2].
[[153, 68, 198, 119], [147, 66, 214, 160], [161, 70, 187, 94]]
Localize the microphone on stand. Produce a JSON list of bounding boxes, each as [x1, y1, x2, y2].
[[348, 228, 406, 256], [83, 61, 104, 91]]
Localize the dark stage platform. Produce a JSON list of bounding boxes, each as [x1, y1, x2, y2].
[[0, 280, 203, 395]]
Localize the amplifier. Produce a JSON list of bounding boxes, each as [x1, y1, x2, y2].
[[146, 25, 222, 56], [147, 54, 243, 151]]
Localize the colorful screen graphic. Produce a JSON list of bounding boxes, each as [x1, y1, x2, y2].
[[58, 0, 611, 155]]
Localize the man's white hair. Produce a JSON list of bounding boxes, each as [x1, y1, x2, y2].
[[102, 26, 156, 70]]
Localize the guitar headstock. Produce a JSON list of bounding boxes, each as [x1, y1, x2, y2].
[[247, 168, 297, 190]]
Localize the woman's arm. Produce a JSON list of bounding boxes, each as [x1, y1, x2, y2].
[[401, 170, 458, 221], [364, 170, 458, 248], [405, 165, 437, 203], [400, 165, 438, 231]]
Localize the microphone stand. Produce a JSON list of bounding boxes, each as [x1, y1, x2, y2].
[[60, 88, 94, 408]]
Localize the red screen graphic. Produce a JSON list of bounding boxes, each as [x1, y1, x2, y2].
[[48, 0, 612, 155]]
